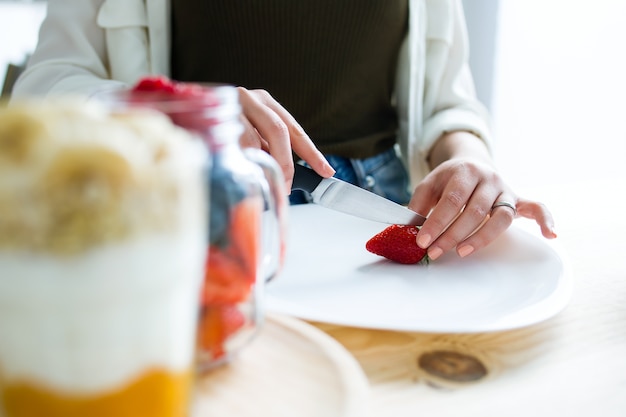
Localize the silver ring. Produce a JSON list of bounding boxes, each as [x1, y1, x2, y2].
[[491, 201, 517, 216]]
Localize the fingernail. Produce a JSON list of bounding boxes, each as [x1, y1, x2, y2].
[[458, 245, 474, 258], [319, 154, 336, 176], [428, 246, 443, 260], [417, 234, 431, 248]]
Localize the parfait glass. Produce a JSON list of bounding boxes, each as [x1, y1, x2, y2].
[[0, 99, 209, 417], [102, 82, 288, 371]]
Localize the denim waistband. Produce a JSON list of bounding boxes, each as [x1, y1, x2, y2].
[[291, 147, 411, 205]]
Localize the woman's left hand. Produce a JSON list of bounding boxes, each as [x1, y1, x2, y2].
[[408, 134, 557, 261]]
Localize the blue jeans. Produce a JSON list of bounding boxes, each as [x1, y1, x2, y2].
[[290, 147, 411, 205]]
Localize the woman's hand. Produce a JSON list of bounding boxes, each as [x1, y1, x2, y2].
[[409, 132, 556, 260], [236, 87, 335, 189]]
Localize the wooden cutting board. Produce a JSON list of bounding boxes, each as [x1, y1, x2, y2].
[[192, 313, 369, 417]]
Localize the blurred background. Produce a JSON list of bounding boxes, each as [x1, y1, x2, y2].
[[1, 0, 625, 191], [489, 0, 626, 192]]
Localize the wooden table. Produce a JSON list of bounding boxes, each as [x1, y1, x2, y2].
[[306, 178, 626, 416]]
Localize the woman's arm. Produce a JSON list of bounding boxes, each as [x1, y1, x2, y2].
[[413, 0, 493, 176], [407, 1, 555, 259], [12, 0, 133, 99]]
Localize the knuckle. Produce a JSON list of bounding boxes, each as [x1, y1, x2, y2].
[[488, 170, 501, 183], [465, 204, 489, 221], [452, 160, 475, 176], [291, 123, 308, 138], [236, 86, 251, 99], [239, 132, 260, 149], [425, 216, 449, 232], [443, 190, 465, 209], [496, 207, 516, 222], [238, 87, 274, 104], [256, 89, 273, 101], [267, 118, 289, 139]]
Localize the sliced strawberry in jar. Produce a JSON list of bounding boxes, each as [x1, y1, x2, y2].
[[197, 304, 246, 360], [201, 246, 253, 305], [131, 76, 177, 93]]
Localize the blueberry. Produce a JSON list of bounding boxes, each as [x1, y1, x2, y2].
[[208, 154, 248, 248]]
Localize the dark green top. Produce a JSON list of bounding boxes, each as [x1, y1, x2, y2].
[[171, 0, 408, 159]]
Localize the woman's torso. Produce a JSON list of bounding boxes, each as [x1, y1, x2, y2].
[[170, 0, 408, 159]]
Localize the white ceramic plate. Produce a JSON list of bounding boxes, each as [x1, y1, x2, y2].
[[265, 205, 572, 333]]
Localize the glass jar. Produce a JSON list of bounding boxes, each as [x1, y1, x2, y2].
[[101, 83, 288, 371], [0, 99, 208, 417]]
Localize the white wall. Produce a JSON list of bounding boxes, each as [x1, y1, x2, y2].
[[491, 0, 626, 188], [463, 0, 500, 112], [0, 1, 47, 90]]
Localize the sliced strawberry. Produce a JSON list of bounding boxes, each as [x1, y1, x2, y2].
[[228, 197, 261, 283], [197, 304, 246, 359], [201, 197, 261, 305], [201, 246, 253, 305], [366, 224, 429, 264]]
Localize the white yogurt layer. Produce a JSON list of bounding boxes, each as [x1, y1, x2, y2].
[[0, 230, 206, 394]]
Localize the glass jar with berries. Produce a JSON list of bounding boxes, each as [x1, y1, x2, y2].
[[101, 77, 288, 370]]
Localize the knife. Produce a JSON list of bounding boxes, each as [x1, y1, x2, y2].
[[292, 164, 427, 226]]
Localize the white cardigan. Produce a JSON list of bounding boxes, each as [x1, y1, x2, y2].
[[13, 0, 492, 185]]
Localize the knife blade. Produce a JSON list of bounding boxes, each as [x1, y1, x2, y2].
[[292, 164, 427, 226]]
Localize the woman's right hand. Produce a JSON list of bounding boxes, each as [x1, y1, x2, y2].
[[236, 87, 335, 190]]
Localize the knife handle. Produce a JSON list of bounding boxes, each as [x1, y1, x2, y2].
[[292, 164, 324, 193]]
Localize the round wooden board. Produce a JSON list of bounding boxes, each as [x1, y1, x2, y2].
[[192, 313, 369, 417]]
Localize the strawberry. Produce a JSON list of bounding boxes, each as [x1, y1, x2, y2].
[[197, 197, 261, 361], [131, 76, 215, 100], [366, 225, 429, 264], [131, 76, 177, 93], [130, 76, 223, 131], [197, 304, 246, 360], [201, 246, 252, 305], [201, 196, 261, 305], [227, 196, 261, 283]]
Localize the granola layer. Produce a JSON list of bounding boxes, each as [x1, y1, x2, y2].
[[0, 100, 205, 255]]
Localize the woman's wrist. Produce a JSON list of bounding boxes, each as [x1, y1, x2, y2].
[[427, 130, 493, 170]]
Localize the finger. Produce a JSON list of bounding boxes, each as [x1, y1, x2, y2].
[[490, 196, 518, 220], [415, 176, 478, 250], [408, 179, 440, 219], [238, 115, 268, 150], [456, 200, 515, 257], [237, 88, 295, 183], [253, 91, 335, 178], [427, 184, 500, 259], [517, 198, 557, 238]]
